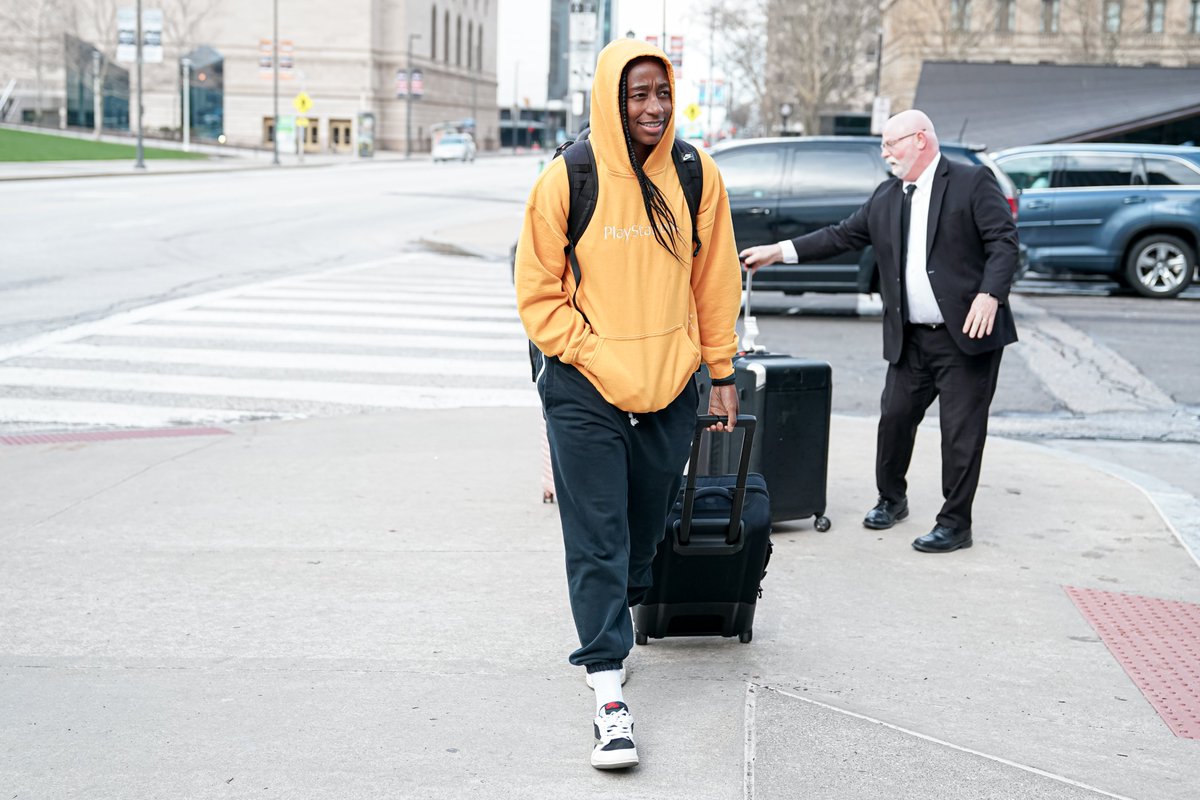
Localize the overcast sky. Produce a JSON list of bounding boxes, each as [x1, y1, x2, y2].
[[497, 0, 716, 108]]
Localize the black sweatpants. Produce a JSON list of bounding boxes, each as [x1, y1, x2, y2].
[[537, 355, 698, 670]]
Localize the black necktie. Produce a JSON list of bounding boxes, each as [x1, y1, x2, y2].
[[900, 183, 916, 267], [899, 184, 915, 322]]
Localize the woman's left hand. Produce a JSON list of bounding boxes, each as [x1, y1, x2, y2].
[[707, 384, 739, 432]]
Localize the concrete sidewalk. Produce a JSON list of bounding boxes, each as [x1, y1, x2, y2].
[[2, 409, 1197, 798]]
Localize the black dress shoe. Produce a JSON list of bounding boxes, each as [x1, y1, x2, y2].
[[863, 497, 908, 530], [912, 524, 973, 553]]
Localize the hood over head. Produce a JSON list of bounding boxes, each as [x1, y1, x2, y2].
[[589, 38, 677, 176]]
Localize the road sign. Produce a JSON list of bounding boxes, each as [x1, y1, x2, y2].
[[684, 103, 701, 122], [871, 96, 892, 135], [296, 116, 309, 127], [293, 92, 312, 113], [116, 7, 163, 63]]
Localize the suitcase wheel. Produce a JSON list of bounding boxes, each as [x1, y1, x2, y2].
[[814, 515, 831, 532], [738, 629, 752, 644], [635, 630, 648, 646]]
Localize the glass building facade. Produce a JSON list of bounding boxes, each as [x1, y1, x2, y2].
[[64, 34, 129, 131], [183, 46, 224, 141]]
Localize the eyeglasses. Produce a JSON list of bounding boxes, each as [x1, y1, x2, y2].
[[881, 130, 924, 151]]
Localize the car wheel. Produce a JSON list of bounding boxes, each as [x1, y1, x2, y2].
[[1124, 234, 1195, 298]]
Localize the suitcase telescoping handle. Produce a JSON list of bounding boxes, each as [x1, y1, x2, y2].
[[740, 269, 765, 354], [679, 414, 757, 546]]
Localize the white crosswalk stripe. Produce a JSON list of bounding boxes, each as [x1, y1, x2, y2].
[[0, 255, 541, 433]]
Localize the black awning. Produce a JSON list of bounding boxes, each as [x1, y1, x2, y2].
[[912, 61, 1200, 150]]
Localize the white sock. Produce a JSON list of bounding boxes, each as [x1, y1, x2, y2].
[[590, 669, 625, 713]]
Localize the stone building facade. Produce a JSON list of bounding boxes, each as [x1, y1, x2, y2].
[[881, 0, 1200, 112], [0, 0, 499, 153]]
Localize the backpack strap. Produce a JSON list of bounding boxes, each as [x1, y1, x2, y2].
[[560, 138, 597, 325], [671, 139, 704, 258]]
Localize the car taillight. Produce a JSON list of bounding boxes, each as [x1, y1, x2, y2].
[[1007, 197, 1018, 220]]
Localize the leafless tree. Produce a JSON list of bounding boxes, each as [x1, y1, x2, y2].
[[709, 0, 879, 137], [163, 0, 222, 58], [0, 0, 72, 124], [1062, 0, 1121, 64], [888, 0, 997, 62]]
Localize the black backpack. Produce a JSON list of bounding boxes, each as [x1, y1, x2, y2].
[[528, 129, 705, 380]]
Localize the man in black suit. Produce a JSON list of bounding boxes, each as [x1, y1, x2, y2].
[[739, 110, 1020, 553]]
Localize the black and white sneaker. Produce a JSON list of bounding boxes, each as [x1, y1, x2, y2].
[[591, 701, 638, 769]]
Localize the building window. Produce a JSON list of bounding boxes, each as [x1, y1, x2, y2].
[[444, 10, 450, 62], [431, 6, 437, 59], [476, 25, 483, 71], [1191, 0, 1200, 33], [996, 0, 1016, 32], [1146, 0, 1165, 33], [456, 15, 462, 66], [950, 0, 972, 31], [468, 21, 473, 70], [1041, 0, 1060, 32], [1105, 0, 1122, 32]]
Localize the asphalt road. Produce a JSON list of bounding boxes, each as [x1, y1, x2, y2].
[[0, 156, 537, 346]]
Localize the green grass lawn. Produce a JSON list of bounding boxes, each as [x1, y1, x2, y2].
[[0, 127, 209, 162]]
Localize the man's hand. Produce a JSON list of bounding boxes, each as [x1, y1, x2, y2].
[[963, 292, 999, 339], [738, 243, 782, 273], [707, 383, 739, 432]]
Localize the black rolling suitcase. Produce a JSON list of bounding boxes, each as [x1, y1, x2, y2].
[[633, 415, 772, 645], [696, 271, 832, 530]]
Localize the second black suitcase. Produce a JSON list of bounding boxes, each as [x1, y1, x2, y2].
[[633, 415, 772, 645], [697, 356, 832, 529]]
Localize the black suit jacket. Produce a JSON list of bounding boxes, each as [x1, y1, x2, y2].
[[789, 157, 1020, 364]]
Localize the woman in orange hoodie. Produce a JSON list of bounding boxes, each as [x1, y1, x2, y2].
[[515, 38, 742, 770]]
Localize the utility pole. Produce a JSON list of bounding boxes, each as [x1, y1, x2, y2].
[[181, 57, 191, 151], [660, 0, 666, 52], [272, 0, 280, 165], [512, 61, 519, 153], [134, 0, 145, 169], [706, 4, 715, 142], [470, 55, 477, 144], [406, 33, 421, 158], [92, 50, 102, 140]]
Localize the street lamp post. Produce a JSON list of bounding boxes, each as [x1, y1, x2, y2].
[[780, 102, 792, 136], [406, 33, 421, 159], [134, 0, 145, 169], [272, 0, 280, 165]]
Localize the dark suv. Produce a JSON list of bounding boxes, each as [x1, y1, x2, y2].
[[991, 143, 1200, 298], [707, 136, 1019, 294]]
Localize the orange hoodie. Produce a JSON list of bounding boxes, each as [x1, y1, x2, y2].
[[514, 39, 741, 413]]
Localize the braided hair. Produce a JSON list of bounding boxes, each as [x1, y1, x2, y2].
[[618, 58, 684, 262]]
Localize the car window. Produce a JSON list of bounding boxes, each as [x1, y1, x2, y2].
[[785, 148, 882, 196], [712, 146, 784, 199], [1055, 154, 1136, 188], [940, 149, 976, 166], [442, 135, 464, 143], [1144, 157, 1200, 186], [998, 155, 1054, 191]]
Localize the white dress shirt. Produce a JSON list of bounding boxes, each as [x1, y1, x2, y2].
[[901, 153, 943, 324], [777, 153, 944, 324]]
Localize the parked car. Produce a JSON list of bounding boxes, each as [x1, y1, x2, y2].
[[707, 136, 1021, 294], [432, 133, 476, 163], [991, 143, 1200, 298]]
